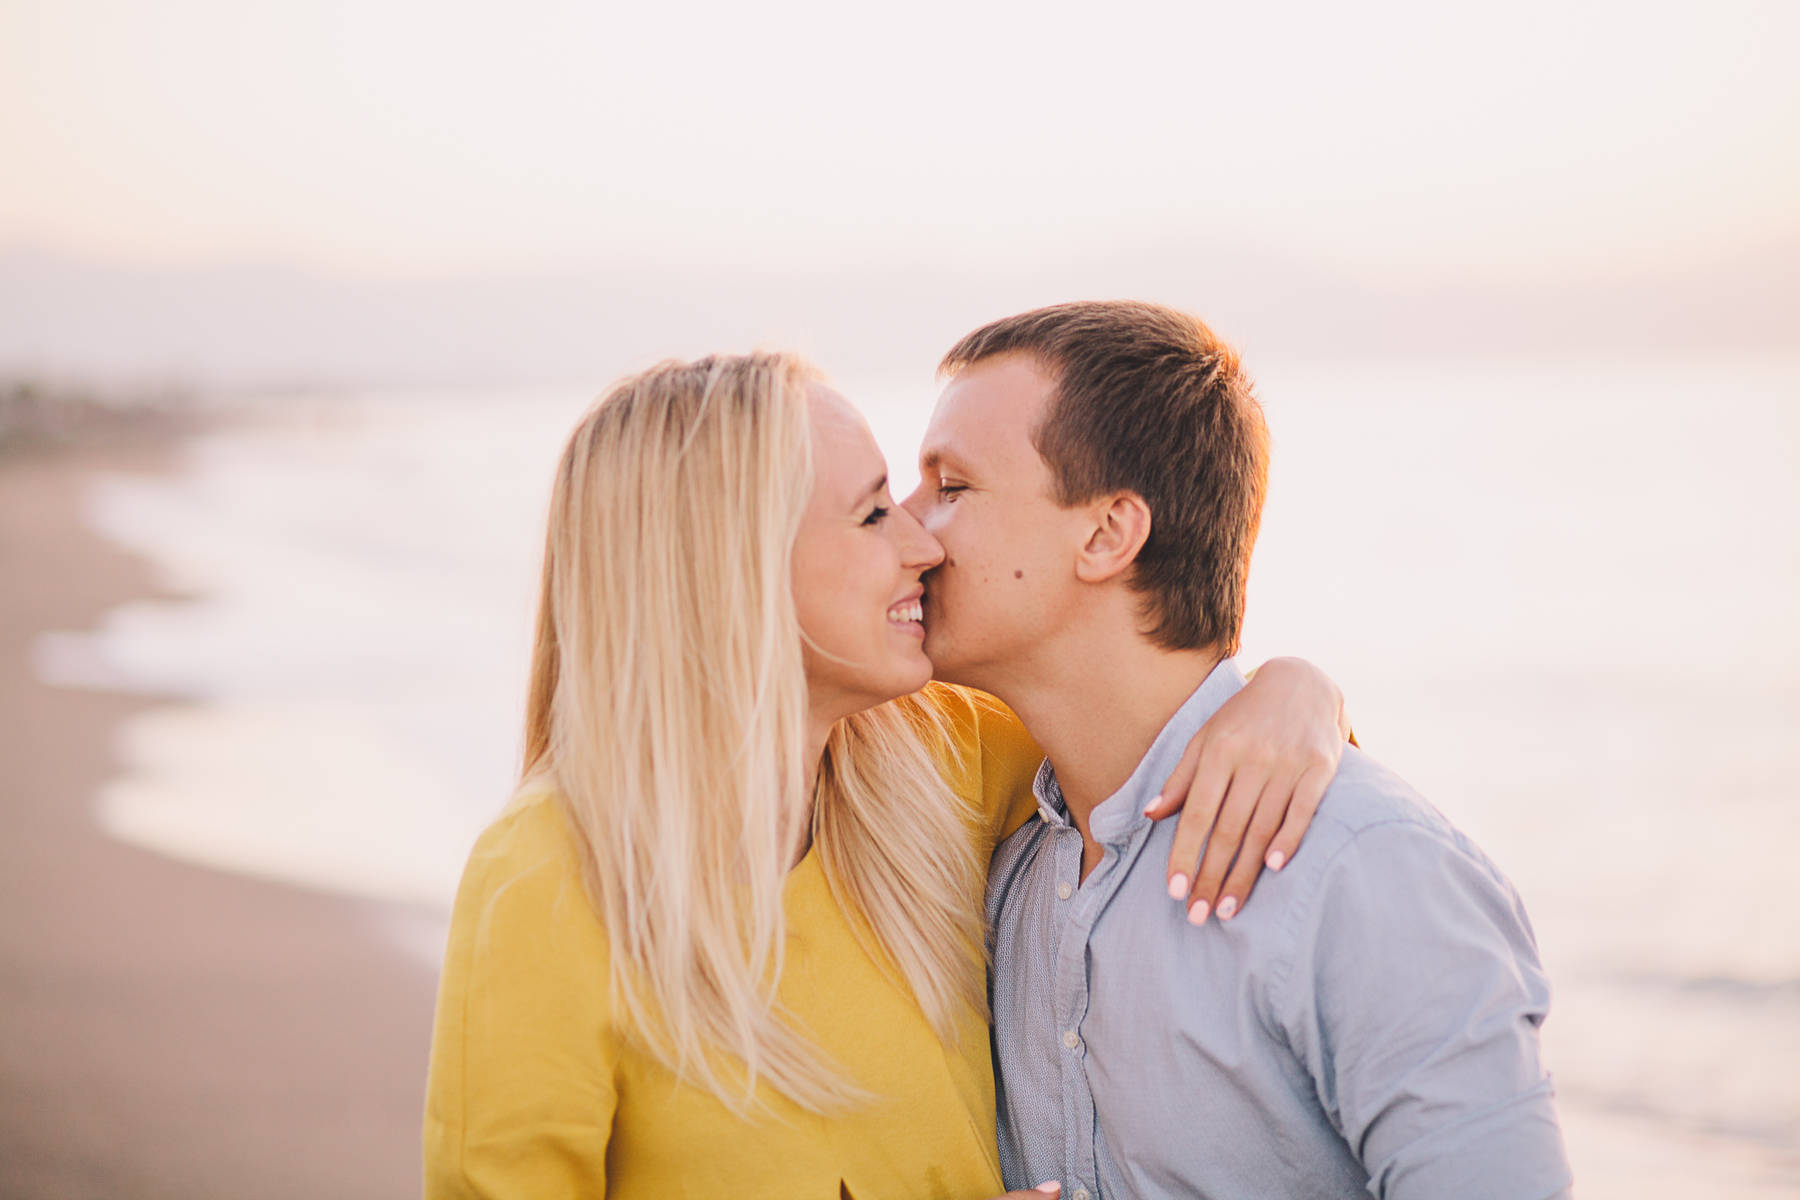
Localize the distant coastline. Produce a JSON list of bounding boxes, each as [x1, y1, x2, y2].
[[0, 376, 204, 457], [3, 241, 1795, 399]]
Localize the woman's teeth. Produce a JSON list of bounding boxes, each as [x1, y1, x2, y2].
[[887, 600, 923, 623]]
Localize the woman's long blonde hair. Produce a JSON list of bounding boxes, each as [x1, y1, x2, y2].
[[520, 353, 987, 1112]]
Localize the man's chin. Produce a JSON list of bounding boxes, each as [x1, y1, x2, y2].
[[923, 638, 972, 687]]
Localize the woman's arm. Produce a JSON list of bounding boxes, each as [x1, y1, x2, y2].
[[425, 799, 618, 1199], [1143, 656, 1351, 923]]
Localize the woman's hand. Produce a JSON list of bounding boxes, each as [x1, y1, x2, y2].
[[1142, 657, 1349, 923]]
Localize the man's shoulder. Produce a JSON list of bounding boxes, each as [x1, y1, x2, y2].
[[1279, 747, 1530, 945], [1203, 744, 1524, 946], [1311, 745, 1450, 839]]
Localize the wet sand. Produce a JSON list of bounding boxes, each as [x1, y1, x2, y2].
[[0, 438, 436, 1200]]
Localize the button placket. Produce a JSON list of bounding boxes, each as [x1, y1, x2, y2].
[[1049, 823, 1097, 1196], [1054, 824, 1117, 1200]]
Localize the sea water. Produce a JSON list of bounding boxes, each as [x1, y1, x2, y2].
[[32, 358, 1800, 1195]]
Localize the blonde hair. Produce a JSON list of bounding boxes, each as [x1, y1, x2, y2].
[[521, 352, 987, 1112]]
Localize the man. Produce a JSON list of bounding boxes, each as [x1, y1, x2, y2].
[[901, 301, 1572, 1199]]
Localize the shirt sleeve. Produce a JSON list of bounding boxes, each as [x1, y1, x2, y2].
[[424, 806, 618, 1199], [1273, 820, 1573, 1200]]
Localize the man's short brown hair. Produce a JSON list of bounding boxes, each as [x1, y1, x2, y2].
[[940, 300, 1268, 654]]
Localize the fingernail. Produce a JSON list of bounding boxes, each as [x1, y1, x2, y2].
[[1142, 794, 1161, 816], [1035, 1184, 1062, 1194], [1187, 899, 1209, 925], [1266, 849, 1286, 871], [1167, 872, 1188, 900], [1217, 895, 1239, 920]]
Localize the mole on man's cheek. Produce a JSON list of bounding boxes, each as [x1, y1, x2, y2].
[[1013, 570, 1023, 579]]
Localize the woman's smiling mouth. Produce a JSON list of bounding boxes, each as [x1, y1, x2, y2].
[[887, 593, 924, 631]]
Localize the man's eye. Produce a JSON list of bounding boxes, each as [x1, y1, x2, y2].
[[861, 505, 890, 527], [938, 484, 967, 502]]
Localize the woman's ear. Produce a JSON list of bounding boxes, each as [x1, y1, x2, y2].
[[1074, 492, 1151, 583]]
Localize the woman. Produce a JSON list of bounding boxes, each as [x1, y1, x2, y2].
[[424, 353, 1344, 1198]]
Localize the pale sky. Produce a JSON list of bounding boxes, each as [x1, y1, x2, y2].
[[2, 0, 1796, 281]]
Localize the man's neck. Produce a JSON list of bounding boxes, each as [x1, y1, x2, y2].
[[986, 623, 1224, 876]]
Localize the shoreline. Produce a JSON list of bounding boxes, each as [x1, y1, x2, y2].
[[0, 433, 436, 1200]]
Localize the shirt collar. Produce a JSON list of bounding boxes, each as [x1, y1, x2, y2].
[[1030, 658, 1249, 845]]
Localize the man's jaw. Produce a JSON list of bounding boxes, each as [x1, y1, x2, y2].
[[919, 576, 953, 681]]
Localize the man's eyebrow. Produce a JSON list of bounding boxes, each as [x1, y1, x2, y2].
[[919, 448, 964, 474]]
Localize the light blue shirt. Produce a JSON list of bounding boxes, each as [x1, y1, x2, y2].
[[987, 659, 1573, 1200]]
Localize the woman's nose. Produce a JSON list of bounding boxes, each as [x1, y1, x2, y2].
[[897, 503, 945, 571]]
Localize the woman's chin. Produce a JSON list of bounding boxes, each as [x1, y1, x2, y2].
[[879, 654, 935, 704]]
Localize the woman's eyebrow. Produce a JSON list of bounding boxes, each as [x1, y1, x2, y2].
[[854, 474, 887, 505]]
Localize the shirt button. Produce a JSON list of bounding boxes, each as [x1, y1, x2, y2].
[[1057, 881, 1073, 900], [1072, 1189, 1091, 1200], [1062, 1029, 1080, 1050]]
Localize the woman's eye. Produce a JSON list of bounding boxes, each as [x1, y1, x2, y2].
[[861, 505, 890, 527]]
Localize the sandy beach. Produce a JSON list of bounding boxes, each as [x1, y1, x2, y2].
[[0, 435, 437, 1200]]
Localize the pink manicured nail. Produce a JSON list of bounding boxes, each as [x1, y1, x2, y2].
[[1187, 899, 1209, 925], [1142, 794, 1161, 816], [1266, 849, 1286, 871], [1167, 873, 1189, 900], [1217, 896, 1239, 920], [1035, 1183, 1062, 1194]]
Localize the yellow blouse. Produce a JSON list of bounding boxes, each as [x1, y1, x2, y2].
[[423, 684, 1044, 1200]]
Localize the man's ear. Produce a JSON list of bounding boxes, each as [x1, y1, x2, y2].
[[1074, 492, 1151, 583]]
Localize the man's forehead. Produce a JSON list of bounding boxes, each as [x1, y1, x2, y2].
[[917, 402, 991, 475], [921, 355, 1054, 471]]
